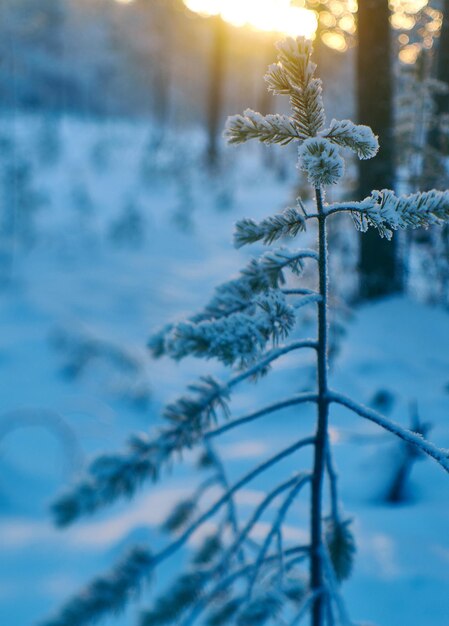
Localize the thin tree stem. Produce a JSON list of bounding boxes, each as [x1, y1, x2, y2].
[[310, 187, 330, 626]]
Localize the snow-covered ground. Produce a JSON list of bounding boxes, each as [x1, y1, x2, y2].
[[1, 115, 449, 626]]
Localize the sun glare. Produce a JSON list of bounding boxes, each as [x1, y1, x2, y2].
[[183, 0, 318, 39]]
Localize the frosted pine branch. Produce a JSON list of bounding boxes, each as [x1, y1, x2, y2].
[[53, 342, 316, 526], [228, 38, 325, 147], [323, 119, 379, 160], [164, 376, 229, 428], [149, 272, 258, 347], [267, 59, 325, 139], [162, 498, 199, 534], [242, 248, 317, 289], [234, 207, 306, 248], [195, 249, 317, 320], [171, 346, 316, 439], [323, 199, 374, 218], [227, 339, 317, 388], [148, 323, 174, 358], [149, 251, 315, 357], [193, 534, 222, 566], [140, 572, 207, 626], [225, 109, 304, 145], [181, 547, 309, 626], [325, 518, 356, 582], [40, 547, 153, 626], [193, 250, 315, 320], [275, 38, 325, 137], [351, 189, 449, 239], [48, 440, 315, 626], [194, 276, 258, 321], [150, 437, 316, 574], [52, 433, 163, 526], [218, 475, 311, 575], [329, 391, 449, 473], [52, 377, 230, 527], [236, 591, 283, 625], [289, 81, 325, 139], [298, 138, 345, 187], [275, 37, 317, 92], [264, 62, 292, 95], [207, 393, 318, 441], [165, 291, 296, 367], [51, 430, 194, 528]]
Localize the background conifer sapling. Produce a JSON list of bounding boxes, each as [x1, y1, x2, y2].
[[43, 37, 449, 626]]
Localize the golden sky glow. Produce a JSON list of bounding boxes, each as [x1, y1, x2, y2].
[[183, 0, 319, 39], [115, 0, 442, 61]]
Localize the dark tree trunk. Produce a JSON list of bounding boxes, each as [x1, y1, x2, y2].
[[437, 0, 449, 84], [357, 0, 403, 299], [207, 16, 227, 169], [424, 0, 449, 304], [428, 0, 449, 159]]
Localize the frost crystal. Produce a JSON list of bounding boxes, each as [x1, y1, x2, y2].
[[298, 137, 344, 187]]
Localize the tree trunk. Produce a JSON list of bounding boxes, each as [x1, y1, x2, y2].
[[428, 0, 449, 159], [207, 15, 227, 169], [357, 0, 402, 299]]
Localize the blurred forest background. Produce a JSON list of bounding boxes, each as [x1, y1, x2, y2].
[[2, 2, 449, 626], [1, 0, 449, 300]]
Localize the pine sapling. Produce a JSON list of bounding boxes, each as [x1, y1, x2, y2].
[[42, 37, 449, 626]]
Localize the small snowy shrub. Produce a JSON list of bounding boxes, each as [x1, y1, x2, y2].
[[43, 38, 449, 626]]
